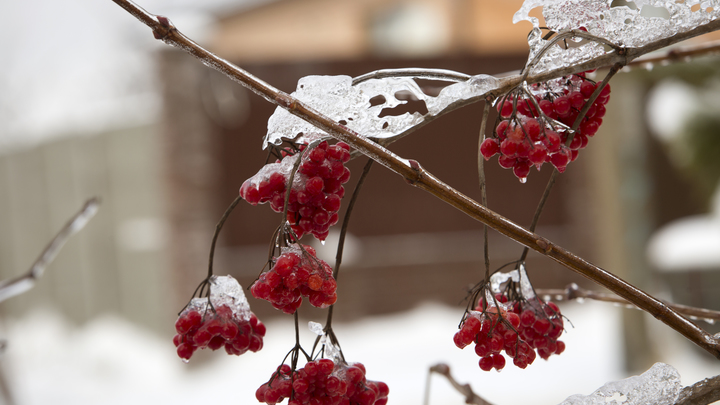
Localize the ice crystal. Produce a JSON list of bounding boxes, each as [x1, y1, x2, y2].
[[263, 74, 499, 148], [561, 362, 682, 404], [514, 0, 720, 74], [208, 275, 252, 320]]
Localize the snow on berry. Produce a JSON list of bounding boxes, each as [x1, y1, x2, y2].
[[483, 72, 610, 181], [239, 136, 351, 241], [173, 275, 266, 361], [251, 244, 337, 314], [454, 293, 565, 371], [256, 359, 389, 405]]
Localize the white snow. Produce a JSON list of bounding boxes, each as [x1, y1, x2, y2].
[[648, 183, 720, 271], [2, 300, 717, 404]]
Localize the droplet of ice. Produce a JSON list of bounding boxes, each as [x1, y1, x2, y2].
[[308, 321, 324, 336], [321, 240, 326, 246]]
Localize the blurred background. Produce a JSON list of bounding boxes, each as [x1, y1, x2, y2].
[[0, 0, 720, 403]]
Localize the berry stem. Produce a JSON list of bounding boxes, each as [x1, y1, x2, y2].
[[279, 138, 323, 240], [518, 64, 621, 264], [315, 158, 373, 363], [208, 195, 243, 279], [477, 101, 492, 280], [323, 158, 374, 329]]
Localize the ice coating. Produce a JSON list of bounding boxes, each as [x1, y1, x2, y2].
[[514, 0, 720, 74], [208, 275, 252, 321], [308, 321, 324, 336], [264, 74, 500, 148], [561, 362, 682, 405], [517, 264, 536, 299], [489, 269, 520, 292]]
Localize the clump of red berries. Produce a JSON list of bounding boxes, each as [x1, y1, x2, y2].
[[239, 139, 351, 241], [251, 244, 337, 314], [173, 276, 266, 361], [481, 72, 611, 181], [256, 359, 389, 405], [454, 293, 565, 371]]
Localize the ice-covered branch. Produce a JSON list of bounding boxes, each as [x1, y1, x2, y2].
[[110, 0, 720, 359], [676, 373, 720, 405], [0, 198, 100, 303]]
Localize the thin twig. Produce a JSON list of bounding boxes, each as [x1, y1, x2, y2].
[[536, 284, 720, 323], [323, 158, 374, 332], [208, 195, 243, 279], [0, 198, 100, 303], [425, 363, 495, 405], [110, 0, 720, 359], [627, 38, 720, 69]]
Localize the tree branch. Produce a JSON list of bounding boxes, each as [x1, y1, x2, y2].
[[676, 374, 720, 405], [0, 198, 100, 303], [425, 363, 494, 405], [109, 0, 720, 359]]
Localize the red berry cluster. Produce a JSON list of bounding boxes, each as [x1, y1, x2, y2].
[[240, 140, 351, 241], [251, 244, 338, 314], [453, 294, 565, 371], [256, 360, 389, 405], [481, 72, 611, 181], [173, 275, 266, 361]]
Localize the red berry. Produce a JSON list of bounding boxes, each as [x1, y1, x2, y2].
[[479, 355, 494, 371], [480, 138, 500, 160]]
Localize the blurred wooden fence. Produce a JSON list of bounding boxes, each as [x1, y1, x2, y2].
[[0, 126, 172, 335]]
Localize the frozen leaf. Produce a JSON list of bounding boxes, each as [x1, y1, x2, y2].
[[561, 362, 682, 405], [263, 74, 499, 148], [514, 0, 720, 75]]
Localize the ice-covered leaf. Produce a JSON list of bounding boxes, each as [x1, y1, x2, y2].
[[514, 0, 720, 74], [263, 74, 499, 148], [561, 362, 682, 404]]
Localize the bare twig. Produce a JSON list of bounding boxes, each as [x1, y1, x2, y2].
[[536, 283, 720, 323], [110, 0, 720, 359], [0, 198, 100, 303], [425, 363, 494, 405], [627, 39, 720, 69]]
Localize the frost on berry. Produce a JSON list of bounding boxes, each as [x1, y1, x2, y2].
[[486, 73, 610, 182], [173, 275, 266, 361], [256, 358, 389, 405], [239, 134, 350, 242], [251, 243, 337, 314]]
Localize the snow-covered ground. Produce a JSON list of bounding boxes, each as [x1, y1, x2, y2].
[[1, 301, 718, 405]]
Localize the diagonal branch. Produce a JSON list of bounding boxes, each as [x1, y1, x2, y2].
[[109, 0, 720, 359]]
